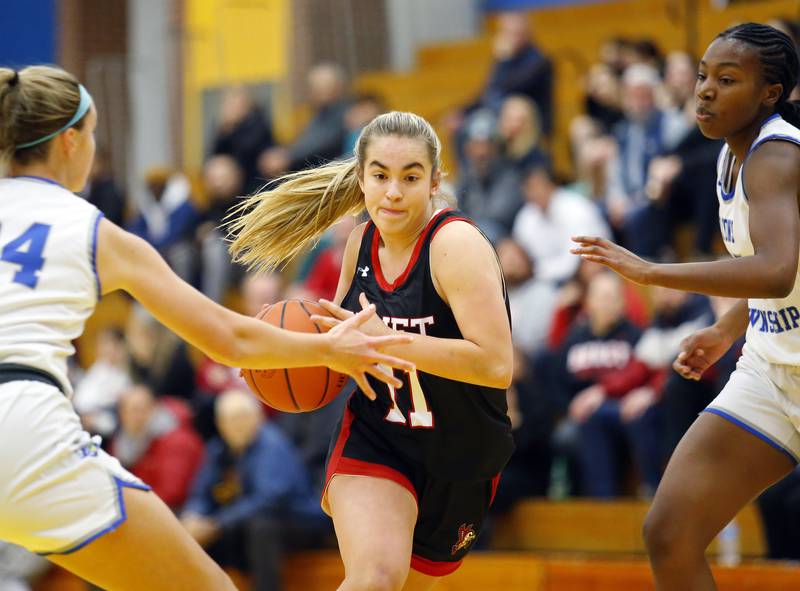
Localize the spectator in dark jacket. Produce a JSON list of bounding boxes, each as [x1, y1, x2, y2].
[[197, 155, 245, 303], [211, 86, 275, 193], [259, 63, 350, 178], [127, 167, 200, 282], [110, 384, 205, 511], [470, 11, 553, 135], [758, 466, 800, 560], [80, 148, 126, 226], [659, 295, 743, 459], [446, 11, 554, 167], [181, 389, 325, 590], [456, 109, 524, 243]]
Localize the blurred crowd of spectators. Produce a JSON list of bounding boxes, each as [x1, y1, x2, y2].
[[6, 11, 800, 591]]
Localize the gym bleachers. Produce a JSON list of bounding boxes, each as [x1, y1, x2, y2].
[[277, 499, 790, 590], [490, 498, 767, 557]]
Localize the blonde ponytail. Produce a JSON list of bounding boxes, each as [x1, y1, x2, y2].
[[227, 110, 450, 272], [227, 159, 365, 272]]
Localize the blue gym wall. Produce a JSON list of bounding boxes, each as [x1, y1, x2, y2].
[[0, 0, 57, 67]]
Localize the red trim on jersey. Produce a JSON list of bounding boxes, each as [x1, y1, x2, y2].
[[428, 215, 472, 241], [371, 208, 453, 292], [325, 404, 355, 489], [332, 457, 418, 505], [410, 554, 463, 576], [490, 473, 502, 505], [323, 405, 419, 506]]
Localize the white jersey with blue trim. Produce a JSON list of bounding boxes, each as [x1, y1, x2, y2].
[[717, 114, 800, 365], [0, 177, 103, 395]]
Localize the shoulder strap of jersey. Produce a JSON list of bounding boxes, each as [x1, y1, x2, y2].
[[427, 209, 509, 300]]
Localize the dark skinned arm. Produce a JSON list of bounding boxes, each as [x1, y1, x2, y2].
[[572, 140, 800, 298]]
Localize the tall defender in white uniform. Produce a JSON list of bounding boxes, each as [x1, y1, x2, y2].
[[0, 65, 413, 591], [0, 177, 104, 394], [571, 23, 800, 591], [709, 114, 800, 461], [0, 175, 153, 557]]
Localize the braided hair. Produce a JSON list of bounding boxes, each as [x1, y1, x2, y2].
[[716, 22, 800, 127]]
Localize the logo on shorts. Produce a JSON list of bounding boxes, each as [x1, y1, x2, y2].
[[76, 438, 100, 459], [451, 523, 476, 555]]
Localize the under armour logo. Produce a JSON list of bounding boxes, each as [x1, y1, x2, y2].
[[358, 266, 370, 277]]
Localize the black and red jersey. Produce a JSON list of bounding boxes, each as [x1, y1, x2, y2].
[[340, 208, 514, 481]]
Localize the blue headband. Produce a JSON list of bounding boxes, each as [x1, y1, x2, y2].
[[16, 84, 93, 150]]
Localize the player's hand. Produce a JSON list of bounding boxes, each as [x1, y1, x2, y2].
[[570, 236, 652, 285], [673, 324, 733, 381], [325, 304, 414, 400], [313, 294, 392, 337], [568, 384, 605, 424]]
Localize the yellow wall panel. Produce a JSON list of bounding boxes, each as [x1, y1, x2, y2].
[[183, 0, 288, 169], [186, 0, 287, 86]]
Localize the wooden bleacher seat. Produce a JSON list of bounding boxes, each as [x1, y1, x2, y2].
[[280, 499, 785, 590], [490, 498, 767, 558]]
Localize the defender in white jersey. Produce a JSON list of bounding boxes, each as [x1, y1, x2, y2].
[[571, 23, 800, 591], [710, 114, 800, 460], [0, 66, 413, 591]]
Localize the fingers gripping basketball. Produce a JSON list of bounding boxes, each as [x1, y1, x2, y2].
[[241, 299, 349, 412]]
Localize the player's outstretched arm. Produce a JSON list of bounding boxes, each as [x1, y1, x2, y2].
[[95, 219, 412, 394], [571, 142, 800, 299]]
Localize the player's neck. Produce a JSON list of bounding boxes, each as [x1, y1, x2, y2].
[[10, 161, 69, 189], [380, 231, 419, 255], [379, 214, 431, 255], [726, 111, 776, 162]]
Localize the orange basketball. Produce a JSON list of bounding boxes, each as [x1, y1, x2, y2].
[[241, 299, 349, 412]]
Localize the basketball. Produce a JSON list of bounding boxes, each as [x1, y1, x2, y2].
[[241, 299, 349, 412]]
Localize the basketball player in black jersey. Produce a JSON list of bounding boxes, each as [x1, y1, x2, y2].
[[229, 111, 514, 590]]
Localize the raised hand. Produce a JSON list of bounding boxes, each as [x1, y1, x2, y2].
[[570, 235, 652, 285], [325, 304, 413, 400], [673, 324, 734, 381]]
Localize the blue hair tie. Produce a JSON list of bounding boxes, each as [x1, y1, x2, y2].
[[16, 84, 93, 150]]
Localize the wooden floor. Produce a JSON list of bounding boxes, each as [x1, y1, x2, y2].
[[281, 551, 800, 591], [32, 551, 800, 591]]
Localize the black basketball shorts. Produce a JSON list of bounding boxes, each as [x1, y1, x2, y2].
[[322, 405, 501, 576]]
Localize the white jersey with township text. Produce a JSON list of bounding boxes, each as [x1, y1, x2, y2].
[[717, 114, 800, 366], [0, 177, 103, 395]]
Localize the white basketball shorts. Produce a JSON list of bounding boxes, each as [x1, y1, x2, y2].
[[0, 380, 150, 554], [705, 345, 800, 464]]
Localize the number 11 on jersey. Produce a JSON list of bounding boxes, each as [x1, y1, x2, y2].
[[380, 366, 434, 428]]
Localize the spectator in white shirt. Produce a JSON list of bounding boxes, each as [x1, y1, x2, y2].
[[512, 164, 610, 286]]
